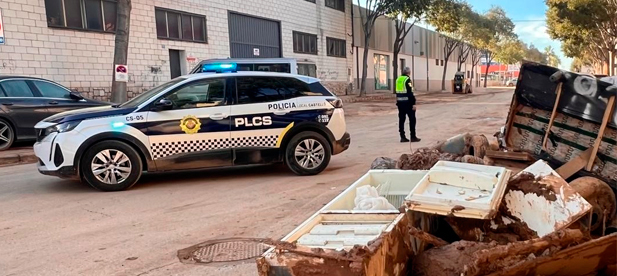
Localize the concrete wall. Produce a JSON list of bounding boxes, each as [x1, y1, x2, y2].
[[0, 0, 353, 100], [353, 47, 478, 93], [351, 5, 479, 93]]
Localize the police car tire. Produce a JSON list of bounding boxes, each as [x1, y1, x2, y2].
[[80, 140, 143, 192], [285, 131, 331, 176]]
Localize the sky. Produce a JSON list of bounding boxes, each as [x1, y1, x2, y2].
[[464, 0, 572, 70]]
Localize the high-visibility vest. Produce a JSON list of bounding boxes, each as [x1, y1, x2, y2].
[[395, 76, 411, 101]]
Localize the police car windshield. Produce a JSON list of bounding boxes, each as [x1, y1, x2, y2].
[[118, 78, 185, 108]]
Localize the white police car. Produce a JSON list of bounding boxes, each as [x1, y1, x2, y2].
[[33, 64, 350, 191]]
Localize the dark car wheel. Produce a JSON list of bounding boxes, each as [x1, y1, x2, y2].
[[0, 119, 15, 151], [284, 131, 331, 176], [80, 140, 143, 191]]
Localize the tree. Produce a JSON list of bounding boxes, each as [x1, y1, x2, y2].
[[357, 0, 389, 96], [455, 6, 484, 72], [465, 10, 493, 87], [544, 46, 561, 67], [111, 0, 132, 103], [386, 0, 432, 93], [571, 57, 585, 72], [525, 43, 547, 64], [483, 48, 496, 87], [426, 0, 467, 90], [482, 6, 516, 87], [546, 0, 617, 75], [469, 47, 482, 86], [495, 39, 525, 65], [456, 43, 471, 71]]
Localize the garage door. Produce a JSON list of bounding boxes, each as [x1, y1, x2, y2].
[[228, 12, 281, 58]]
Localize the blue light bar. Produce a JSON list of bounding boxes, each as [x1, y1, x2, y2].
[[202, 63, 237, 73]]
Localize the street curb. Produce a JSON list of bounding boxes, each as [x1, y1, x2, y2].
[[340, 93, 395, 103], [339, 90, 442, 103], [0, 152, 38, 167]]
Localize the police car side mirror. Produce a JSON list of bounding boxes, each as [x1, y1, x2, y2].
[[153, 99, 173, 111]]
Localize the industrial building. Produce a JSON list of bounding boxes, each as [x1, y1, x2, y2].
[[0, 0, 352, 100], [0, 0, 476, 100]]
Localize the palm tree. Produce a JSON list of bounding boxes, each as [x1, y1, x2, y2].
[[544, 46, 561, 67]]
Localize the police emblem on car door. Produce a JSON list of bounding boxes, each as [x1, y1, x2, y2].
[[145, 77, 233, 170]]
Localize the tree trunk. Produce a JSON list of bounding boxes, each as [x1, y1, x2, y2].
[[483, 57, 492, 88], [360, 34, 371, 96], [442, 59, 448, 91], [111, 0, 132, 103], [393, 40, 400, 94]]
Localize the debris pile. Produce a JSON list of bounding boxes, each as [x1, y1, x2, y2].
[[259, 131, 617, 276]]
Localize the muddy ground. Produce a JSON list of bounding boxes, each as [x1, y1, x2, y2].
[[0, 88, 512, 276]]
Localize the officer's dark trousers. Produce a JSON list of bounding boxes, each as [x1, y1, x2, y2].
[[397, 103, 416, 139]]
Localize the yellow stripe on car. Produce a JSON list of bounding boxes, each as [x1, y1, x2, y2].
[[276, 122, 295, 148]]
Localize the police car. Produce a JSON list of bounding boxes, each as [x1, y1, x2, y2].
[[33, 63, 350, 191]]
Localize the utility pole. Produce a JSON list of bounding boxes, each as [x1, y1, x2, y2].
[[111, 0, 132, 103]]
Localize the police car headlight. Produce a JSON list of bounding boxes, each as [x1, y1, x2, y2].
[[44, 121, 81, 136]]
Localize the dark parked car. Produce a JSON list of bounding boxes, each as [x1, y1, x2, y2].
[[0, 76, 108, 150]]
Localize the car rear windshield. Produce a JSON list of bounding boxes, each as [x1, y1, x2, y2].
[[307, 81, 334, 97]]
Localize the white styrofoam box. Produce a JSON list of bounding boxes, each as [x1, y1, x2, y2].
[[406, 161, 511, 219], [322, 169, 428, 213], [297, 223, 389, 250]]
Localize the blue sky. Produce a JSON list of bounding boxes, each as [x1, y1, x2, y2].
[[465, 0, 572, 69]]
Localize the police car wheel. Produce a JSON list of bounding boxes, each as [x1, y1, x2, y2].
[[80, 141, 143, 191], [0, 119, 15, 151], [285, 131, 331, 176]]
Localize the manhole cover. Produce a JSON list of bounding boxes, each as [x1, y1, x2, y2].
[[178, 238, 271, 264]]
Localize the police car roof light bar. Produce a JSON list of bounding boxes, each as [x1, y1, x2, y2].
[[202, 63, 237, 73]]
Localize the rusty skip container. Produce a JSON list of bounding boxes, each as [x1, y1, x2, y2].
[[256, 170, 427, 276]]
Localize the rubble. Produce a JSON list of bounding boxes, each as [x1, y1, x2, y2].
[[408, 226, 448, 247], [412, 240, 496, 276], [464, 229, 585, 276], [370, 157, 397, 170], [568, 176, 616, 232], [413, 229, 586, 276]]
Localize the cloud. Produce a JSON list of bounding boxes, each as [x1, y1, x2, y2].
[[514, 18, 572, 70]]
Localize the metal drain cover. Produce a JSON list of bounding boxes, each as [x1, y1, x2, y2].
[[178, 238, 270, 264]]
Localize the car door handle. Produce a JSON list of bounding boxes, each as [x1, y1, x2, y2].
[[49, 101, 59, 105], [273, 110, 289, 115], [210, 113, 228, 120]]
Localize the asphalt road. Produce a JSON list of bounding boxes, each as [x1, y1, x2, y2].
[[0, 88, 512, 276]]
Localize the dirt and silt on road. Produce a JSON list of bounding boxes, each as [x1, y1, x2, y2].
[[0, 89, 512, 275]]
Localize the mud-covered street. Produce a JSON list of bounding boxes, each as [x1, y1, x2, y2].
[[0, 88, 512, 276]]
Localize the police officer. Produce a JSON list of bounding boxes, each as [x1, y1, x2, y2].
[[395, 67, 420, 143]]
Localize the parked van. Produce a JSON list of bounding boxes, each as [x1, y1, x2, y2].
[[189, 58, 315, 76]]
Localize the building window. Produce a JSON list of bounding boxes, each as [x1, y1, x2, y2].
[[298, 63, 317, 77], [326, 37, 346, 58], [325, 0, 345, 12], [155, 8, 207, 43], [305, 0, 316, 2], [441, 60, 444, 66], [45, 0, 117, 32], [374, 54, 390, 90], [435, 59, 439, 66], [293, 31, 318, 55]]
